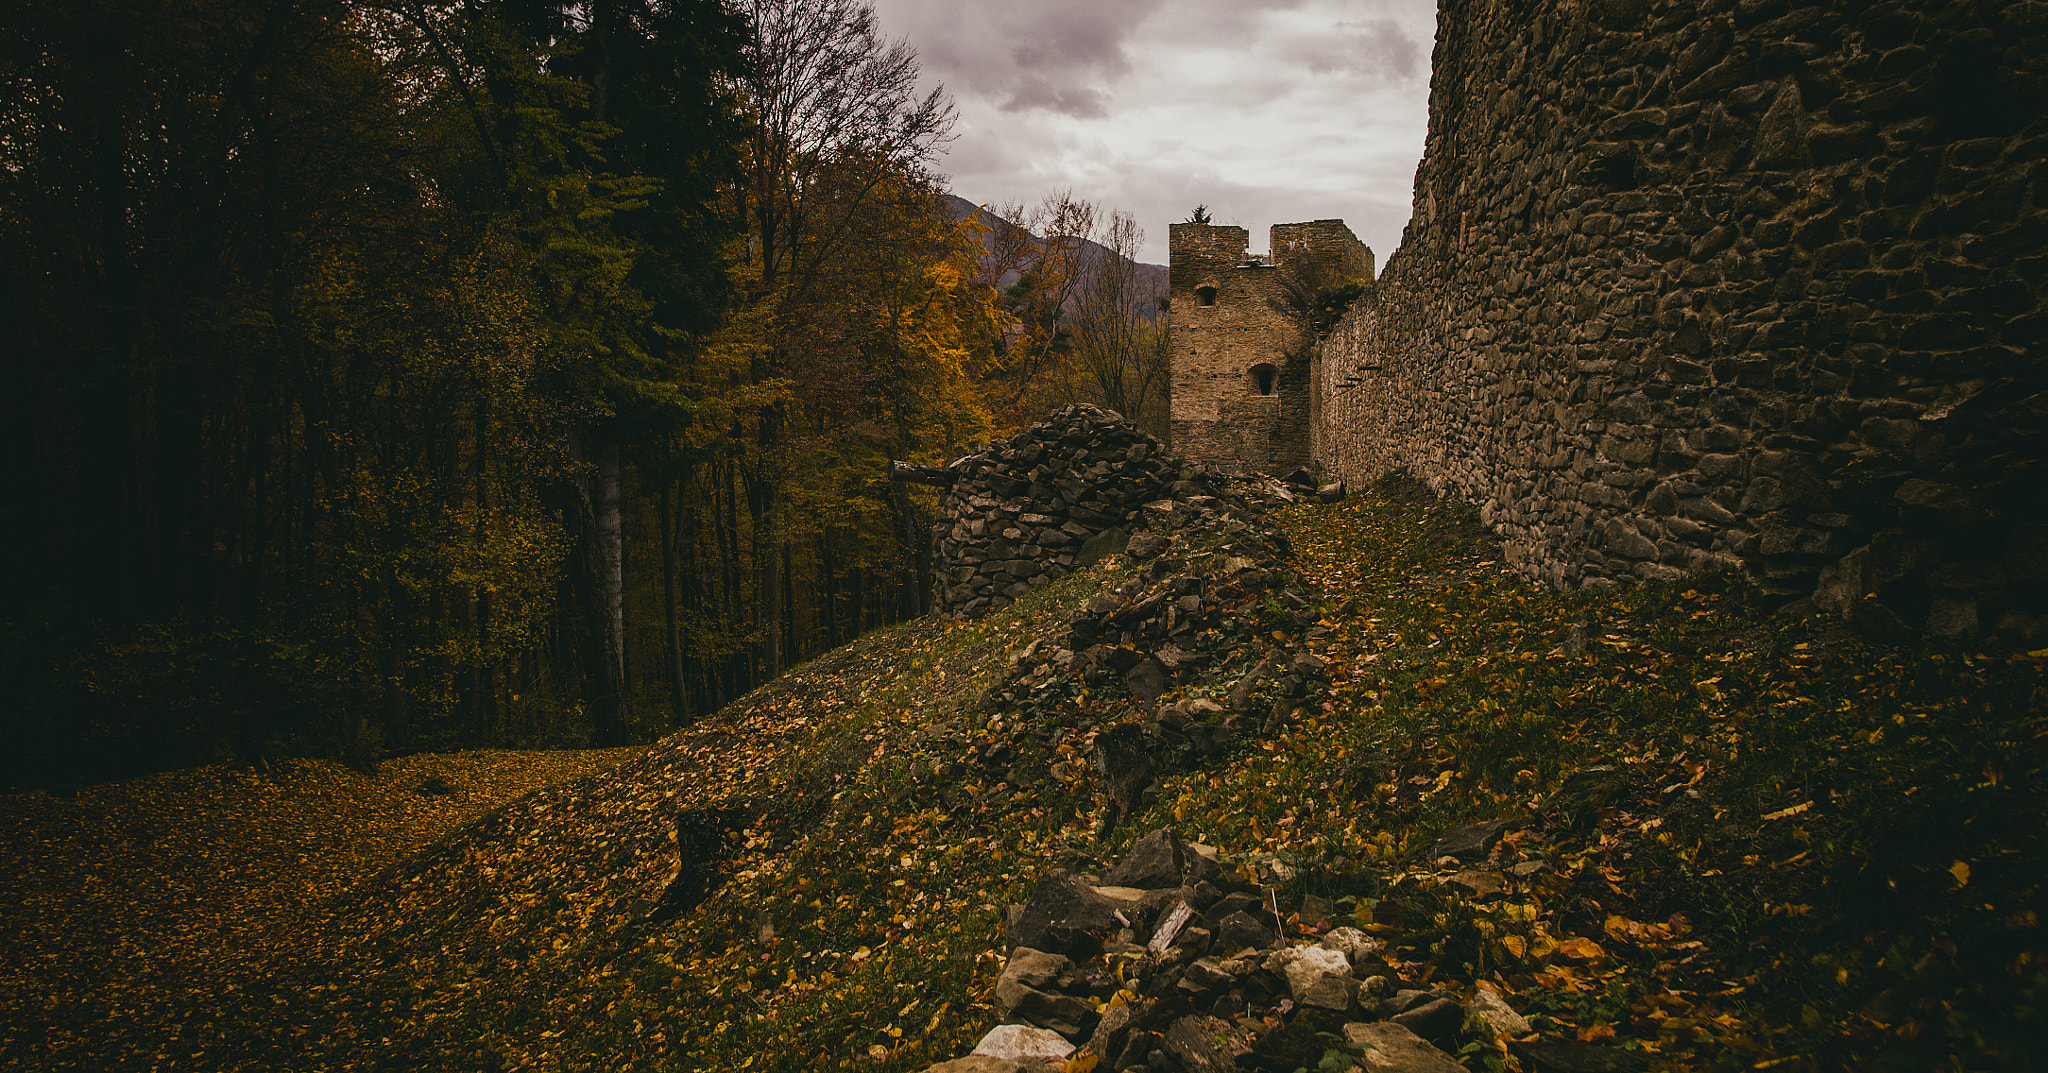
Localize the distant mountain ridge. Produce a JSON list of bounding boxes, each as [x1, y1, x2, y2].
[[941, 193, 1170, 316]]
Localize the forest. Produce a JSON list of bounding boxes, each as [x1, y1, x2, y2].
[[0, 0, 1169, 782]]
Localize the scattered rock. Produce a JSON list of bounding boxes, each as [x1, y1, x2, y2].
[[1321, 926, 1379, 962], [1006, 871, 1123, 958], [1270, 945, 1351, 1001], [1112, 1030, 1164, 1072], [995, 946, 1079, 1029], [1298, 971, 1361, 1011], [1342, 1022, 1466, 1073], [1213, 909, 1277, 952], [1386, 988, 1451, 1015], [1210, 891, 1262, 917], [1078, 1001, 1133, 1062], [971, 1024, 1075, 1063], [1439, 869, 1506, 898], [996, 948, 1073, 999], [1122, 658, 1168, 707], [1559, 620, 1594, 656], [1163, 1014, 1257, 1072], [1390, 995, 1464, 1047], [1430, 819, 1520, 862], [1125, 531, 1170, 561], [1103, 828, 1188, 890], [1175, 957, 1235, 997], [1849, 596, 1913, 643], [1011, 988, 1096, 1041], [1076, 526, 1132, 569], [1466, 986, 1532, 1038], [1093, 724, 1160, 836], [922, 1058, 1023, 1073]]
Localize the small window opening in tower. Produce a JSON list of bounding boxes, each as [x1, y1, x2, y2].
[[1251, 363, 1277, 395], [1196, 285, 1217, 307]]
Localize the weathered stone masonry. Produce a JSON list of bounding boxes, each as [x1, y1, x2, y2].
[[1307, 0, 2046, 639], [1168, 220, 1373, 477], [928, 405, 1179, 618]]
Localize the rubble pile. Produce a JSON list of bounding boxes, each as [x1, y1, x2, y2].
[[947, 463, 1333, 840], [919, 827, 1640, 1073], [919, 406, 1333, 820], [930, 405, 1211, 618], [979, 488, 1320, 725]]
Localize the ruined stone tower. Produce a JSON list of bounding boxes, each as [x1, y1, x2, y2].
[[1168, 219, 1372, 475]]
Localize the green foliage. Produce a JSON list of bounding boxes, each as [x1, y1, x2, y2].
[[0, 0, 1017, 770], [1306, 278, 1370, 338]]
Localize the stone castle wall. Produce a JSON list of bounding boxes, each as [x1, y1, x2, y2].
[[929, 405, 1179, 618], [1309, 0, 2047, 639], [1169, 221, 1370, 477]]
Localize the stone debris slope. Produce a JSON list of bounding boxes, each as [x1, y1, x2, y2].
[[951, 412, 1332, 844], [922, 826, 1638, 1073]]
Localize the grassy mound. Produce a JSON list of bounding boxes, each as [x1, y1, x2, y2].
[[6, 475, 2043, 1072]]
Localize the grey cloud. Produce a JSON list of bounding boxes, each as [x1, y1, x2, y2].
[[872, 0, 1435, 261], [1005, 0, 1163, 75], [1001, 78, 1112, 118], [1299, 19, 1424, 81], [874, 0, 1167, 116], [1171, 0, 1311, 39]]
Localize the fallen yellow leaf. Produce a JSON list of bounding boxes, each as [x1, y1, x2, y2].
[[1555, 936, 1606, 961]]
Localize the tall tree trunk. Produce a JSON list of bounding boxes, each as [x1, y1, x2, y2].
[[472, 395, 496, 740], [747, 404, 784, 679], [819, 528, 841, 648], [682, 496, 710, 719], [851, 563, 865, 636], [659, 468, 688, 723], [570, 423, 628, 745], [714, 450, 745, 697], [82, 93, 141, 624], [888, 482, 931, 618], [749, 478, 781, 678], [781, 539, 797, 664]]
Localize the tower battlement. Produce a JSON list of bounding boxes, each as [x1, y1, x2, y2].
[[1167, 219, 1371, 475]]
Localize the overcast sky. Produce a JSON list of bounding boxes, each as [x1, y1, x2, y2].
[[869, 0, 1438, 266]]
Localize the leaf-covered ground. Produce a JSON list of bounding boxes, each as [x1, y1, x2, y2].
[[4, 476, 2043, 1072], [0, 748, 641, 1068], [1220, 481, 2047, 1071]]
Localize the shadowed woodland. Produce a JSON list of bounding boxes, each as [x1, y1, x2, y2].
[[0, 0, 1167, 782]]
